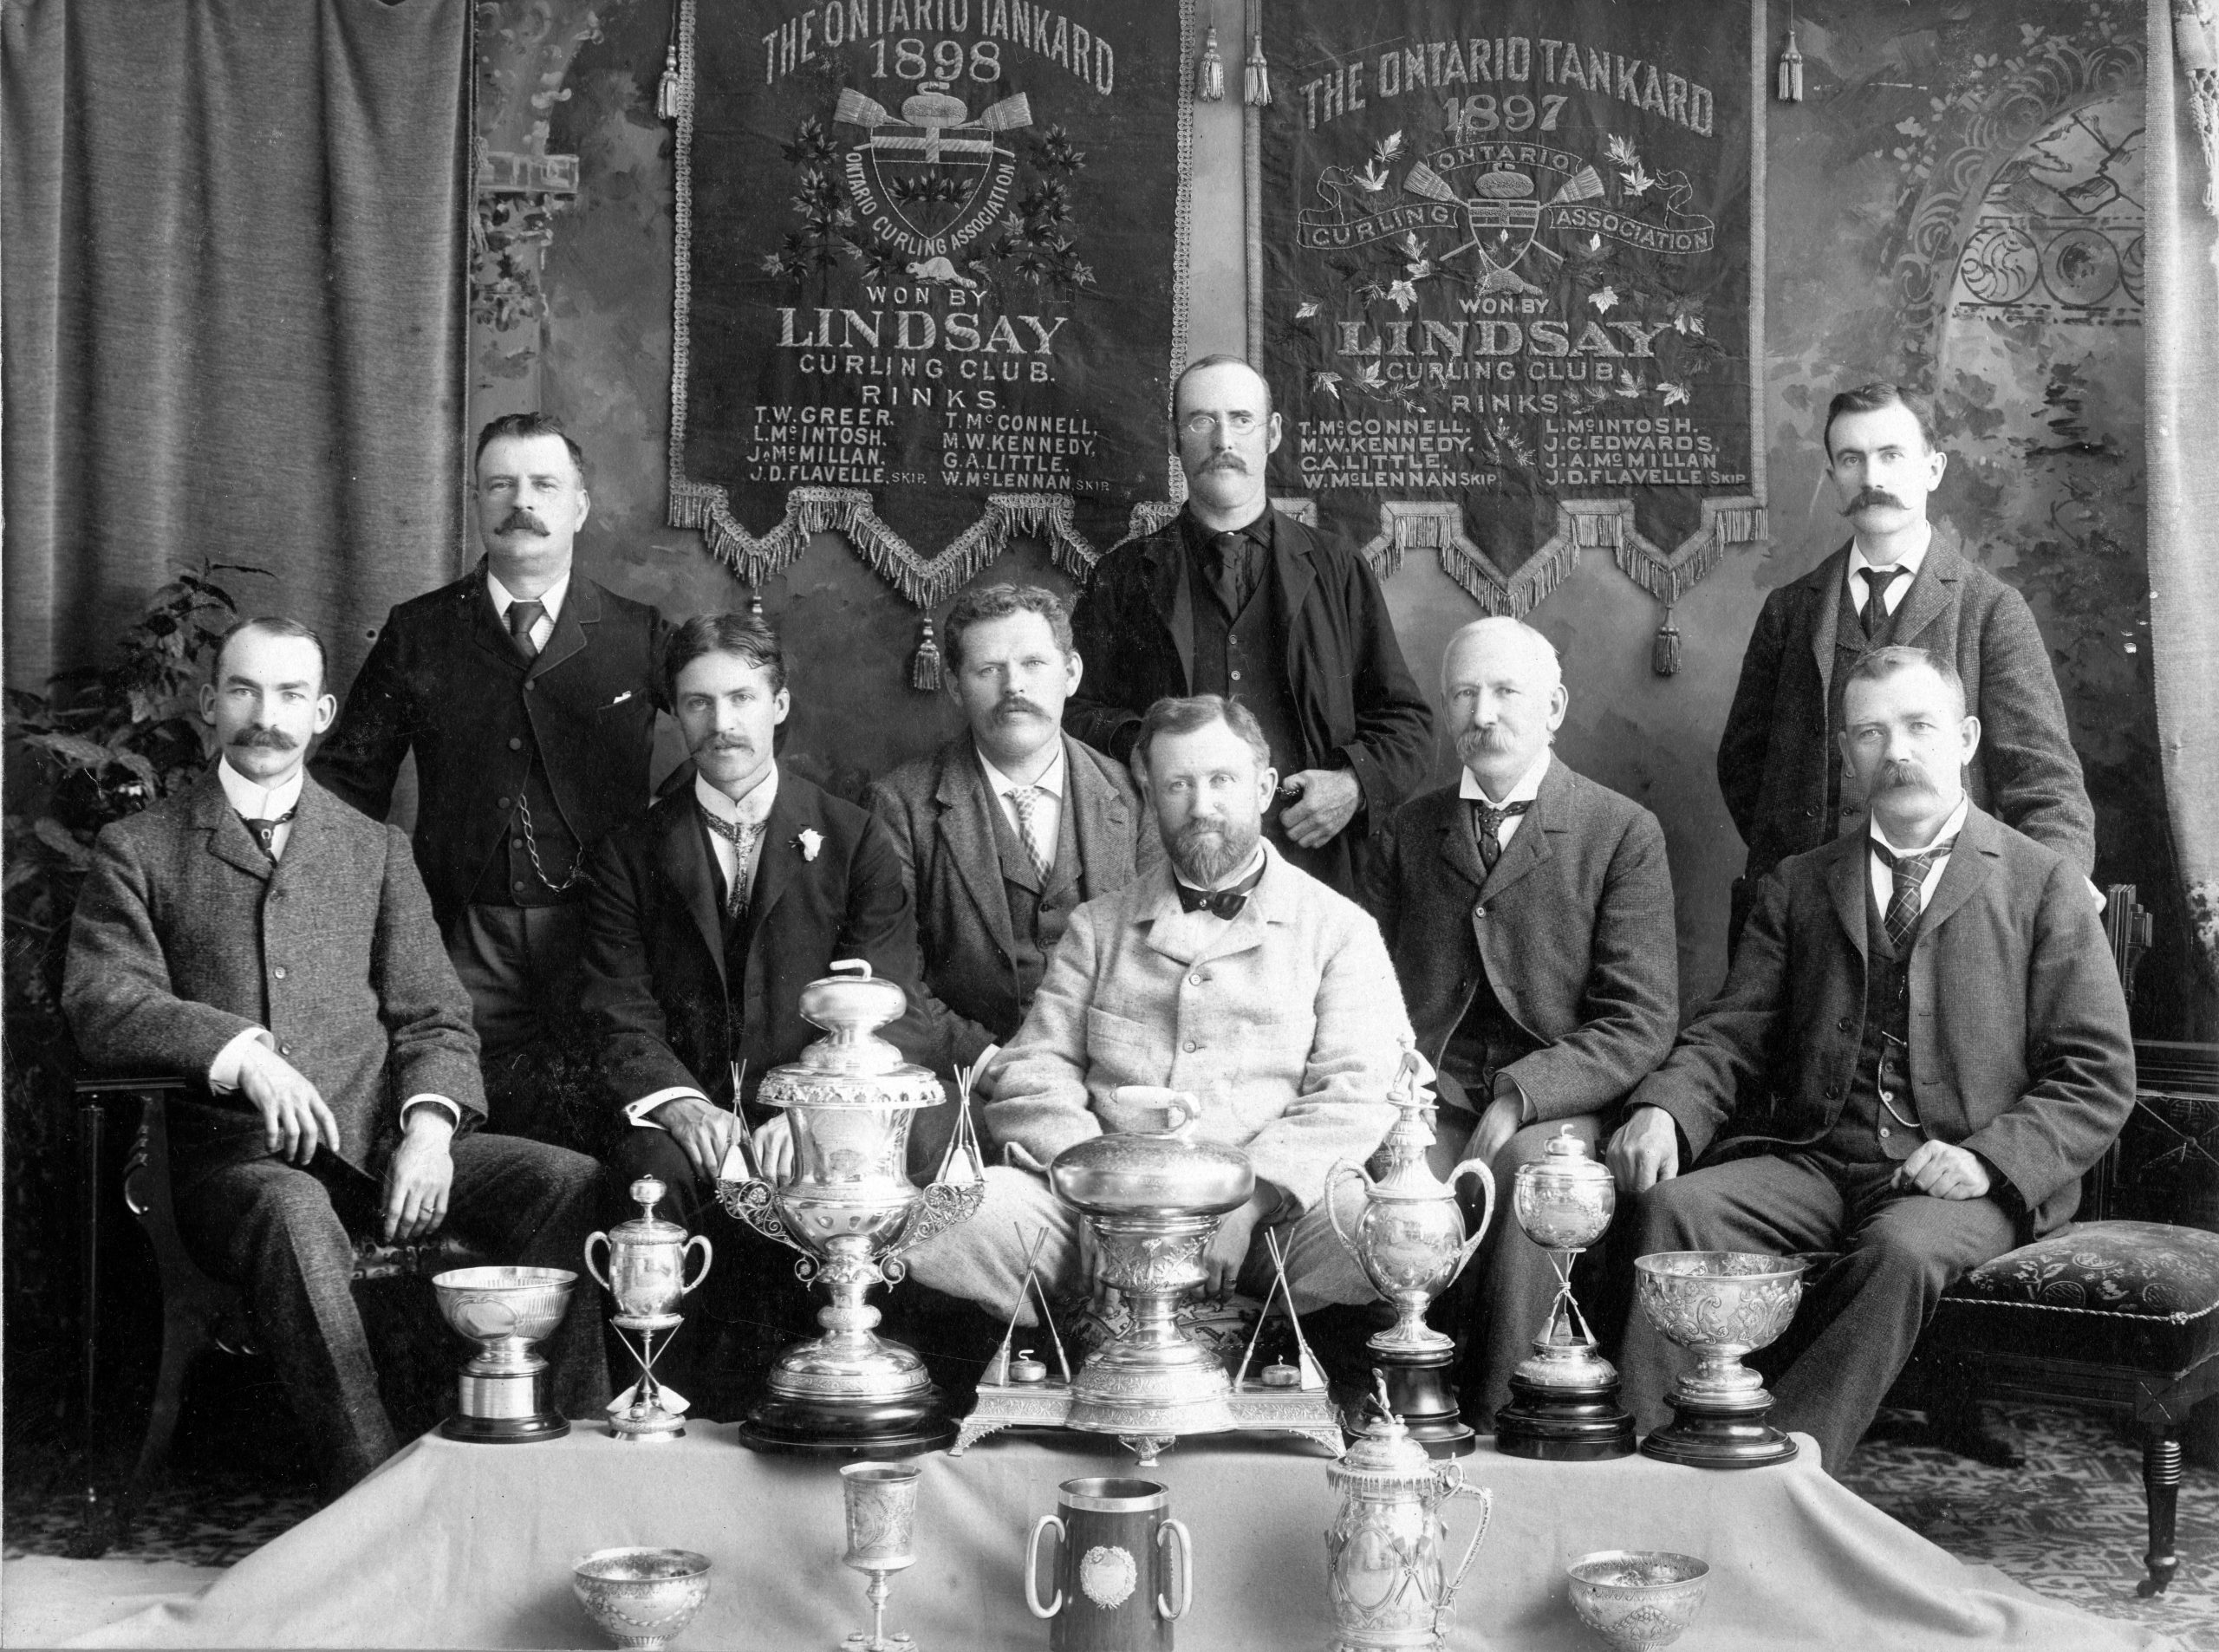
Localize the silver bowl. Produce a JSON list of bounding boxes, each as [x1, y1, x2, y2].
[[1633, 1251, 1805, 1398], [572, 1546, 712, 1649], [1566, 1550, 1709, 1649], [432, 1265, 576, 1348]]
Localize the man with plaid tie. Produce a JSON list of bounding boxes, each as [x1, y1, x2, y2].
[[313, 415, 668, 1141], [1610, 646, 2132, 1470], [1714, 383, 2092, 950]]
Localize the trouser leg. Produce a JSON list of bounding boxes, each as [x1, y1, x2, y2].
[[1768, 1182, 2016, 1471], [172, 1158, 395, 1500], [449, 903, 593, 1142], [1617, 1155, 1845, 1437], [901, 1167, 1082, 1324], [446, 1132, 612, 1419], [1246, 1171, 1382, 1311]]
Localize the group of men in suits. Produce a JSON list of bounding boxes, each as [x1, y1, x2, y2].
[[62, 365, 2133, 1499]]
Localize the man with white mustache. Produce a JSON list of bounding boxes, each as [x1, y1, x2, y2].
[[314, 414, 669, 1142], [1715, 381, 2092, 949], [905, 694, 1409, 1324], [1063, 355, 1433, 900], [1611, 646, 2131, 1472]]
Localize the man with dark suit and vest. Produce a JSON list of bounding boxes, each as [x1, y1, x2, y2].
[[1610, 646, 2133, 1471], [1370, 617, 1679, 1427], [64, 619, 608, 1500], [312, 414, 669, 1135], [1716, 382, 2093, 943], [867, 583, 1161, 1095], [1063, 355, 1434, 898]]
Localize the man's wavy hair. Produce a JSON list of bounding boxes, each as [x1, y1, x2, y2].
[[663, 613, 786, 706], [1132, 693, 1271, 775]]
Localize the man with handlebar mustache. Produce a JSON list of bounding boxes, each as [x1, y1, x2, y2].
[[1714, 382, 2093, 952], [314, 414, 670, 1142]]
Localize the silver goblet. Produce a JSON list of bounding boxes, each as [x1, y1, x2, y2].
[[1634, 1251, 1807, 1467], [840, 1461, 921, 1650]]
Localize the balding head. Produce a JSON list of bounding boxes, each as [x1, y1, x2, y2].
[[1441, 617, 1568, 797]]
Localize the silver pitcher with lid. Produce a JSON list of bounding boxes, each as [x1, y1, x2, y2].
[[715, 960, 984, 1455], [1324, 1377, 1493, 1652]]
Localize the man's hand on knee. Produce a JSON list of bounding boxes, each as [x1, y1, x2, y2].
[[649, 1096, 743, 1186], [1202, 1193, 1274, 1299], [751, 1115, 797, 1183], [238, 1042, 343, 1165], [1606, 1105, 1679, 1194], [1892, 1141, 1991, 1201], [381, 1109, 456, 1242]]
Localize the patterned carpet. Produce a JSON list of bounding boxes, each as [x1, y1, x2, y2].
[[6, 1403, 2212, 1645]]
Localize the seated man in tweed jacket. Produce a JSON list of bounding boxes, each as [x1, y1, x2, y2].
[[905, 694, 1411, 1321], [64, 618, 609, 1501]]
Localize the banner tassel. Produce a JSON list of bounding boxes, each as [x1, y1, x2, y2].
[[1652, 605, 1682, 678], [659, 45, 682, 120], [1777, 24, 1805, 103], [1196, 27, 1226, 102], [911, 616, 943, 693], [748, 586, 765, 621], [1244, 33, 1272, 107]]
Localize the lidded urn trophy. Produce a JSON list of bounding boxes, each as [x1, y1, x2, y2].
[[715, 962, 985, 1456], [1492, 1127, 1635, 1460], [585, 1174, 713, 1441], [1324, 1050, 1496, 1456]]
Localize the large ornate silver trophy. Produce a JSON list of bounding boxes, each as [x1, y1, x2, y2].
[[585, 1174, 713, 1441], [1492, 1127, 1634, 1460], [953, 1090, 1343, 1465], [1324, 1051, 1496, 1456], [714, 963, 984, 1455], [1634, 1251, 1807, 1468]]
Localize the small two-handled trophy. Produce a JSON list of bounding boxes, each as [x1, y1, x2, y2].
[[584, 1175, 713, 1441]]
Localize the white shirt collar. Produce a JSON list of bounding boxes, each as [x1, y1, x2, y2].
[[1848, 520, 1933, 589], [977, 738, 1066, 801], [695, 763, 779, 828], [217, 757, 305, 821], [486, 567, 570, 623], [1870, 794, 1969, 858], [1458, 747, 1552, 807]]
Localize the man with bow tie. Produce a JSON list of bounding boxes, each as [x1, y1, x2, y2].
[[905, 694, 1409, 1321], [64, 618, 609, 1500], [1610, 646, 2132, 1470], [1715, 382, 2092, 948], [1370, 618, 1679, 1428], [578, 614, 932, 1239], [1062, 355, 1433, 899], [313, 414, 669, 1135]]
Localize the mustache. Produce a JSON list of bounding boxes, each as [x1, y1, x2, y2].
[[993, 696, 1048, 720], [1455, 726, 1515, 755], [496, 507, 550, 537], [1842, 488, 1907, 515], [1201, 454, 1248, 473], [689, 733, 756, 757], [1877, 759, 1935, 792], [230, 727, 298, 751]]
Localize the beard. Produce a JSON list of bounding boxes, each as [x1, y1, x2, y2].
[[1169, 815, 1260, 886]]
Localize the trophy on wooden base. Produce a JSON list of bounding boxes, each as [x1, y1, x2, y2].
[[1635, 1251, 1807, 1469], [432, 1266, 578, 1442], [1491, 1128, 1634, 1460]]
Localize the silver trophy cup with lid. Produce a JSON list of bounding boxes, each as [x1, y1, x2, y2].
[[585, 1174, 713, 1441]]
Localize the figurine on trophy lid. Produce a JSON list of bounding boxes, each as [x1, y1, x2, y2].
[[1491, 1127, 1634, 1460]]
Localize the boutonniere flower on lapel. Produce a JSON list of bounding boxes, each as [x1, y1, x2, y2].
[[795, 828, 824, 862]]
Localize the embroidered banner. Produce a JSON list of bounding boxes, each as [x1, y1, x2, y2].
[[668, 0, 1194, 607], [1259, 2, 1765, 617]]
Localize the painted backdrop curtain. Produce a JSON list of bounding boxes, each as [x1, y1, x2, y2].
[[2148, 0, 2219, 1031], [1, 0, 469, 694]]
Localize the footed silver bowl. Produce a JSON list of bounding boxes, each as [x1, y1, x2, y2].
[[1565, 1550, 1709, 1649], [1634, 1251, 1805, 1401], [572, 1547, 711, 1650], [433, 1265, 576, 1349]]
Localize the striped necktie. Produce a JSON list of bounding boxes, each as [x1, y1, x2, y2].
[[700, 809, 765, 918], [1871, 835, 1956, 951], [1006, 786, 1052, 883]]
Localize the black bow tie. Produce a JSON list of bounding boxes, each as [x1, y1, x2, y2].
[[1176, 864, 1264, 920]]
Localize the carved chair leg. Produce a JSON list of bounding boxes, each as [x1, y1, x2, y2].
[[123, 1298, 211, 1525], [2138, 1425, 2182, 1597]]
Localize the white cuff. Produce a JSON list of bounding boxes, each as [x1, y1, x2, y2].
[[400, 1096, 462, 1131], [624, 1087, 713, 1129], [207, 1027, 275, 1092]]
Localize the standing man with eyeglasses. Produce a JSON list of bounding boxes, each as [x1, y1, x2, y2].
[[1062, 355, 1433, 899], [1715, 381, 2092, 948], [314, 414, 669, 1143]]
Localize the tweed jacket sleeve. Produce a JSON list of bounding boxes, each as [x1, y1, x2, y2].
[[64, 826, 266, 1082], [862, 774, 991, 1073], [1969, 582, 2096, 877], [369, 823, 486, 1119], [978, 898, 1109, 1169], [1624, 866, 1794, 1162]]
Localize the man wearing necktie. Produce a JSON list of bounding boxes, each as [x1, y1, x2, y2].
[[1063, 355, 1433, 900], [1610, 646, 2132, 1471], [1715, 382, 2092, 950], [867, 584, 1160, 1107], [313, 414, 669, 1141], [1370, 619, 1678, 1428], [64, 619, 608, 1499], [905, 694, 1410, 1324], [578, 616, 932, 1382]]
